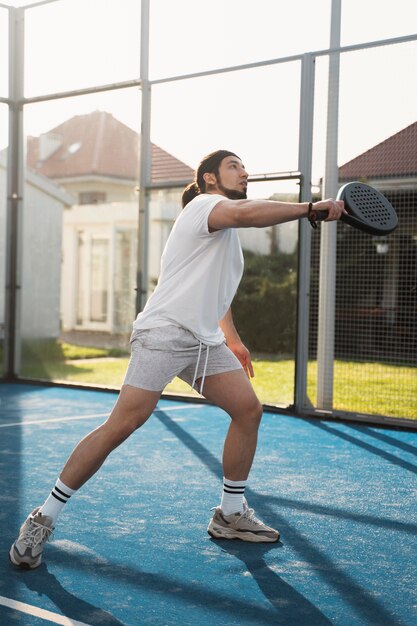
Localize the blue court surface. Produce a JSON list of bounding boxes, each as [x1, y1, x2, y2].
[[0, 382, 416, 626]]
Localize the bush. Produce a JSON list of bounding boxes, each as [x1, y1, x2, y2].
[[232, 250, 297, 355]]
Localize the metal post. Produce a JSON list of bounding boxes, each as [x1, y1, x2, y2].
[[295, 53, 316, 411], [4, 7, 24, 378], [316, 0, 342, 410], [136, 0, 152, 313]]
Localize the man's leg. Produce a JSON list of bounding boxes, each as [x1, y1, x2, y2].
[[202, 369, 279, 542], [60, 384, 161, 490], [10, 385, 161, 568], [200, 369, 262, 481]]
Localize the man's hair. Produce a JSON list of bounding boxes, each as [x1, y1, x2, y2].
[[181, 149, 239, 208]]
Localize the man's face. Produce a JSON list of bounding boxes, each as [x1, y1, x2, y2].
[[215, 156, 248, 200]]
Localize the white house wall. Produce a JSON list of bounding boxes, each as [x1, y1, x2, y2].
[[0, 164, 64, 340], [21, 182, 63, 339], [0, 165, 6, 335]]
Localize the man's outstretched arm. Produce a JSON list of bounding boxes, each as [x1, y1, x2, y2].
[[208, 197, 345, 231]]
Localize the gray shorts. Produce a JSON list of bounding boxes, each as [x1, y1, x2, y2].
[[123, 325, 242, 392]]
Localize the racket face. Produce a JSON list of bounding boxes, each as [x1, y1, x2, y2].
[[338, 182, 398, 235]]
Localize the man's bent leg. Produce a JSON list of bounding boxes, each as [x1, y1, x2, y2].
[[202, 369, 279, 542], [200, 369, 262, 481]]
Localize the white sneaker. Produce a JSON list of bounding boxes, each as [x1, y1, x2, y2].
[[208, 500, 280, 543], [9, 507, 54, 569]]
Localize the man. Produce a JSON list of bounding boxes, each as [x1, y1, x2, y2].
[[10, 150, 345, 568]]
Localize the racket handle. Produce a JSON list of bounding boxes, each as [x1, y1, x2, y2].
[[308, 208, 328, 229], [309, 209, 328, 221]]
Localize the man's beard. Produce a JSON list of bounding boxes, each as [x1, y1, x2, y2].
[[217, 180, 247, 200]]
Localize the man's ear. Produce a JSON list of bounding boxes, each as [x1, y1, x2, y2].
[[203, 171, 217, 187]]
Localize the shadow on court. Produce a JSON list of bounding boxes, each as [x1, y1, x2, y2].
[[306, 419, 417, 475], [8, 563, 125, 626], [266, 494, 417, 536], [210, 540, 333, 625], [346, 423, 417, 456], [38, 541, 328, 626]]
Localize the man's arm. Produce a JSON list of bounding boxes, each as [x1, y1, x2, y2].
[[208, 198, 345, 231], [219, 308, 254, 379]]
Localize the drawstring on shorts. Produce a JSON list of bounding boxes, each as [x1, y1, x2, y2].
[[191, 341, 210, 395]]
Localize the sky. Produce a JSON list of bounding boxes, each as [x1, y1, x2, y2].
[[0, 0, 416, 192]]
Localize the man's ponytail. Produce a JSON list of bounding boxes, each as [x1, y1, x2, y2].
[[181, 182, 200, 208]]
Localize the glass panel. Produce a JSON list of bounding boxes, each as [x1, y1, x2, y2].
[[25, 0, 141, 97], [0, 1, 38, 6], [150, 0, 330, 80], [341, 0, 417, 45], [0, 104, 7, 376], [0, 6, 8, 378], [0, 6, 8, 98], [152, 63, 301, 177], [19, 89, 140, 384]]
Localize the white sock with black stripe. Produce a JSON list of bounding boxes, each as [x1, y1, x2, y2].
[[220, 477, 246, 515], [39, 477, 77, 524]]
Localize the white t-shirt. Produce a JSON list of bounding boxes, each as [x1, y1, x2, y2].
[[133, 193, 244, 346]]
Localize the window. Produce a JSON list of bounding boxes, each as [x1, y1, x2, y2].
[[79, 191, 107, 205], [90, 238, 109, 323], [76, 232, 109, 327]]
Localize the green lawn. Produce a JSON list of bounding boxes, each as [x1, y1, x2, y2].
[[19, 342, 417, 420]]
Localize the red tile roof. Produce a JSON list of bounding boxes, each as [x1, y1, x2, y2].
[[26, 110, 194, 184], [339, 122, 417, 180], [151, 143, 194, 182]]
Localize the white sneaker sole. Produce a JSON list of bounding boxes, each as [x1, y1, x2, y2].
[[208, 523, 279, 543]]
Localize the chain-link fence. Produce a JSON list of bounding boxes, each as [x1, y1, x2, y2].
[[308, 43, 417, 422]]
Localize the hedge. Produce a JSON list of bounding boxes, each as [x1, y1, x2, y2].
[[232, 249, 297, 355]]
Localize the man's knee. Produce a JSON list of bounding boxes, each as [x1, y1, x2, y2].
[[233, 397, 263, 430], [101, 404, 154, 447], [251, 399, 263, 426], [98, 416, 143, 451], [104, 386, 160, 441]]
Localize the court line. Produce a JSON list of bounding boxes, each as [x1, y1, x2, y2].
[[0, 404, 204, 429], [155, 404, 206, 413], [0, 594, 91, 626], [0, 413, 109, 429]]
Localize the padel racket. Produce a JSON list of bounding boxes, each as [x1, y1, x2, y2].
[[309, 182, 398, 235]]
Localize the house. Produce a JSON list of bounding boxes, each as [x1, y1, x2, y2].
[[0, 151, 73, 341], [27, 110, 194, 339]]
